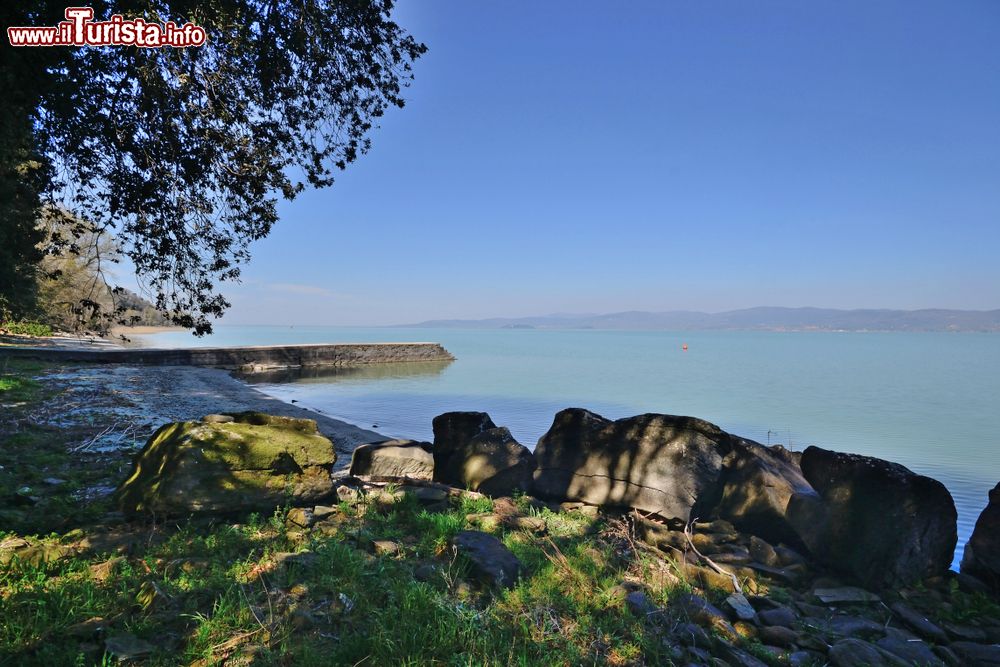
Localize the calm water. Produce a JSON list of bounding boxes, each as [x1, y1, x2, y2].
[[139, 326, 1000, 567]]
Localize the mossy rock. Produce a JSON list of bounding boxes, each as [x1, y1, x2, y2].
[[115, 412, 336, 516], [0, 536, 78, 567]]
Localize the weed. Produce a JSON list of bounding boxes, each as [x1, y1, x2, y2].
[[940, 580, 1000, 625]]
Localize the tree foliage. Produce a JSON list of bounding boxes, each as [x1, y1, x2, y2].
[[0, 42, 48, 321], [2, 1, 425, 334], [34, 208, 169, 333]]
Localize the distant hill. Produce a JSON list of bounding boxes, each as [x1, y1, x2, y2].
[[404, 307, 1000, 332]]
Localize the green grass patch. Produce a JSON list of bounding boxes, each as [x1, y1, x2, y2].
[[939, 581, 1000, 625], [0, 321, 53, 337], [0, 493, 690, 666], [0, 375, 41, 403]]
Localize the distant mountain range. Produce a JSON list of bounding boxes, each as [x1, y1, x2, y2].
[[404, 307, 1000, 332]]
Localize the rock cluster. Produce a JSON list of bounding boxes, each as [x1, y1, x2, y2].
[[27, 405, 1000, 665], [619, 513, 1000, 666], [117, 408, 994, 597], [529, 408, 959, 587]]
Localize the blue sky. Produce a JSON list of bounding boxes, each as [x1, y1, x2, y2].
[[208, 1, 999, 326]]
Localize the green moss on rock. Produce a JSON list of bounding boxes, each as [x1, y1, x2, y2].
[[115, 414, 336, 516]]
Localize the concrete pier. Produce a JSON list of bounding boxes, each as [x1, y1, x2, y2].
[[0, 342, 454, 371]]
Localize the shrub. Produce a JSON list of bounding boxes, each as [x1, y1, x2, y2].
[[0, 321, 53, 337]]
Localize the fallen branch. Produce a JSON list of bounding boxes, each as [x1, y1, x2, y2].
[[684, 518, 742, 595], [71, 419, 143, 452], [72, 421, 120, 452]]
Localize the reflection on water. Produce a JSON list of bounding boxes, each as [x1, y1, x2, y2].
[[235, 359, 452, 385]]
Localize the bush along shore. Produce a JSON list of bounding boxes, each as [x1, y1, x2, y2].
[[2, 372, 1000, 664]]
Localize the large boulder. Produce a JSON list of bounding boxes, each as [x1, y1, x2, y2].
[[433, 412, 496, 457], [452, 530, 524, 588], [435, 426, 535, 496], [788, 446, 957, 588], [714, 439, 818, 548], [961, 482, 1000, 592], [432, 411, 537, 495], [532, 408, 816, 534], [531, 409, 730, 521], [349, 439, 434, 480], [432, 411, 496, 483], [116, 412, 336, 516]]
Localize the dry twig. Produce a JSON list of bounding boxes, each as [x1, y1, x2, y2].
[[684, 518, 742, 594]]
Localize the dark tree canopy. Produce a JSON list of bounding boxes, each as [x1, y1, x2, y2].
[[1, 1, 425, 333], [0, 33, 49, 320]]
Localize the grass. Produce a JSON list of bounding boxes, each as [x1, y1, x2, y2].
[[0, 372, 42, 403], [0, 494, 697, 666], [0, 440, 112, 534], [938, 580, 1000, 625], [1, 358, 46, 390]]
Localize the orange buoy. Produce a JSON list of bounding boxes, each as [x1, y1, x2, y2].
[[682, 343, 688, 351]]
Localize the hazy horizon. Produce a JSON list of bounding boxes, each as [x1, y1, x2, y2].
[[207, 305, 1000, 330]]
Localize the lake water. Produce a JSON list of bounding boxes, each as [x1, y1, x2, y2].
[[137, 325, 1000, 567]]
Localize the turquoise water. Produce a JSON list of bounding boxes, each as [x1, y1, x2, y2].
[[138, 326, 1000, 566]]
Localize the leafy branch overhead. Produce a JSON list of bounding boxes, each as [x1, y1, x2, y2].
[[5, 1, 426, 334]]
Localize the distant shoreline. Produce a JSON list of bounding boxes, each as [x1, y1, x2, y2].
[[402, 306, 1000, 333]]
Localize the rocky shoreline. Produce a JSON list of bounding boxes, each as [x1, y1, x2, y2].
[[98, 406, 1000, 665], [2, 360, 999, 665], [355, 409, 997, 592], [0, 363, 386, 468]]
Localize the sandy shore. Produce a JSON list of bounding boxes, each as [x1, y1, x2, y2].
[[0, 326, 181, 347], [1, 331, 119, 348], [110, 325, 185, 338], [23, 363, 387, 472]]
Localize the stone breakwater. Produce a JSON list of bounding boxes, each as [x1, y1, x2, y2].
[[0, 342, 454, 372]]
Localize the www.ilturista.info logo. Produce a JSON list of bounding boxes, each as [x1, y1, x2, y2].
[[7, 7, 206, 47]]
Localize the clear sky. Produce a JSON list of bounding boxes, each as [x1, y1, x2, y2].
[[206, 1, 1000, 326]]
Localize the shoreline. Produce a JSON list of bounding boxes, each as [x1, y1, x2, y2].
[[160, 365, 391, 469], [197, 367, 391, 472], [3, 355, 999, 665], [9, 361, 387, 472], [110, 324, 186, 338], [0, 332, 451, 469]]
